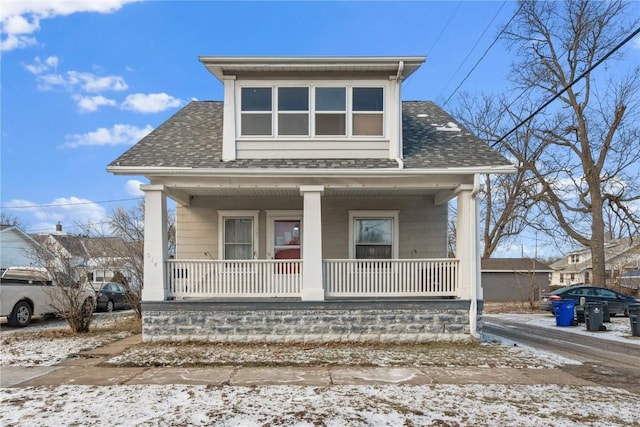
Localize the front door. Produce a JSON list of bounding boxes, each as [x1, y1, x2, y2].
[[267, 211, 302, 293]]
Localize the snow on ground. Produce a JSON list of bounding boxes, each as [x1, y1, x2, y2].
[[2, 383, 639, 426], [0, 312, 137, 367], [2, 313, 640, 426], [483, 312, 640, 345]]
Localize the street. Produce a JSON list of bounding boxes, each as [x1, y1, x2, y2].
[[484, 315, 640, 394]]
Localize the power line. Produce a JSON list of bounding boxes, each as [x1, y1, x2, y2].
[[492, 25, 640, 147], [436, 1, 508, 104], [1, 197, 143, 210], [426, 1, 463, 58], [442, 1, 525, 108]]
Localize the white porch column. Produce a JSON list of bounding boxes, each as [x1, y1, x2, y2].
[[300, 185, 325, 301], [456, 175, 481, 337], [141, 184, 168, 301]]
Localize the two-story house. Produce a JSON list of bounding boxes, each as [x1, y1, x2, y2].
[[550, 238, 640, 288], [108, 56, 515, 343]]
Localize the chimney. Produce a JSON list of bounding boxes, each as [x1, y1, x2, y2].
[[56, 222, 62, 233]]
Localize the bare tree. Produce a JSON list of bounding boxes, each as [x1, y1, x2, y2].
[[82, 200, 176, 318], [501, 0, 640, 284], [0, 212, 28, 229], [31, 239, 95, 333], [455, 93, 542, 257]]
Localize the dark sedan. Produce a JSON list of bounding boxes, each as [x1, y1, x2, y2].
[[540, 284, 640, 317], [95, 282, 131, 312]]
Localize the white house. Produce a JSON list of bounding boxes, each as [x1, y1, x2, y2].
[[550, 238, 640, 287], [0, 225, 44, 270], [107, 56, 515, 343]]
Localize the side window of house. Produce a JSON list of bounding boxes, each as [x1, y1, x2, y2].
[[241, 87, 272, 136], [223, 218, 254, 260], [354, 218, 393, 259]]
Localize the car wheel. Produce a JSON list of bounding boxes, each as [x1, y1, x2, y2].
[[9, 301, 32, 327], [106, 300, 114, 313], [82, 298, 94, 317]]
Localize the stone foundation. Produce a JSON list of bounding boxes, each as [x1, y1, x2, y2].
[[142, 300, 481, 343]]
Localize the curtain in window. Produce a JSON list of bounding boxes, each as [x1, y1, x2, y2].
[[224, 218, 253, 259]]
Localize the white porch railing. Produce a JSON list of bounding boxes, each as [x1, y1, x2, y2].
[[165, 259, 302, 298], [165, 258, 459, 299], [323, 259, 459, 297]]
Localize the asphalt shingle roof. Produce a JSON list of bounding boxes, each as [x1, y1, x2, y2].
[[109, 101, 512, 170]]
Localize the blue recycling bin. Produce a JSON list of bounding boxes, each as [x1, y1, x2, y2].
[[552, 300, 576, 327]]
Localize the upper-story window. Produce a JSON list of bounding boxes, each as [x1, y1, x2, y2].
[[241, 87, 272, 135], [569, 254, 580, 264], [239, 85, 384, 137], [352, 87, 383, 136], [315, 87, 346, 136]]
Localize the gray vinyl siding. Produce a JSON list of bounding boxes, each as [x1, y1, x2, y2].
[[237, 140, 389, 159], [176, 195, 447, 260], [481, 272, 549, 302]]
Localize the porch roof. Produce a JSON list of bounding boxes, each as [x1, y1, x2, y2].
[[107, 101, 513, 171]]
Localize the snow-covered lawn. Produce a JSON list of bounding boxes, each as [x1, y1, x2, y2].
[[2, 312, 639, 426], [2, 383, 639, 426], [0, 312, 139, 367]]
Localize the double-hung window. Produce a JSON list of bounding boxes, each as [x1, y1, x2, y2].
[[315, 87, 346, 136], [241, 88, 272, 136], [218, 211, 259, 260], [349, 210, 399, 259], [278, 87, 309, 135], [239, 85, 384, 137], [352, 88, 384, 136]]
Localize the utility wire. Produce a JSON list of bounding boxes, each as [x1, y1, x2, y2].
[[436, 1, 507, 104], [442, 1, 525, 108], [426, 1, 463, 58], [1, 197, 143, 210], [492, 25, 640, 147]]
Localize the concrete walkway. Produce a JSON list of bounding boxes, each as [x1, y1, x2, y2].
[[1, 334, 597, 388]]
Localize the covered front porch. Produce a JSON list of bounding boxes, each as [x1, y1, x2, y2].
[[138, 172, 483, 342], [142, 174, 481, 300]]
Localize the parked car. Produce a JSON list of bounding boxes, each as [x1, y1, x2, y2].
[[540, 284, 640, 317], [95, 282, 131, 312], [1, 266, 96, 327]]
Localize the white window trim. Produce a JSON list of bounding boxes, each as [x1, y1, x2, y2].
[[217, 210, 260, 260], [348, 210, 399, 259], [237, 80, 390, 139], [266, 210, 303, 259]]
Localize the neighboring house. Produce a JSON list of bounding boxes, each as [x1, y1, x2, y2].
[[32, 225, 135, 289], [549, 238, 640, 288], [0, 225, 44, 270], [481, 258, 552, 303], [107, 55, 515, 343]]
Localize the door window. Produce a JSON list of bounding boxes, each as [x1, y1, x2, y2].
[[273, 220, 301, 259]]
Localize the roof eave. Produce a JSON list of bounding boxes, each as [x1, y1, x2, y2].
[[198, 55, 427, 82], [107, 164, 516, 177]]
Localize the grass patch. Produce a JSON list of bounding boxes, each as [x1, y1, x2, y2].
[[483, 301, 541, 314], [104, 340, 554, 369], [1, 314, 141, 344]]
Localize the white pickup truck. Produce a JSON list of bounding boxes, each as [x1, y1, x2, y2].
[[1, 267, 96, 327]]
